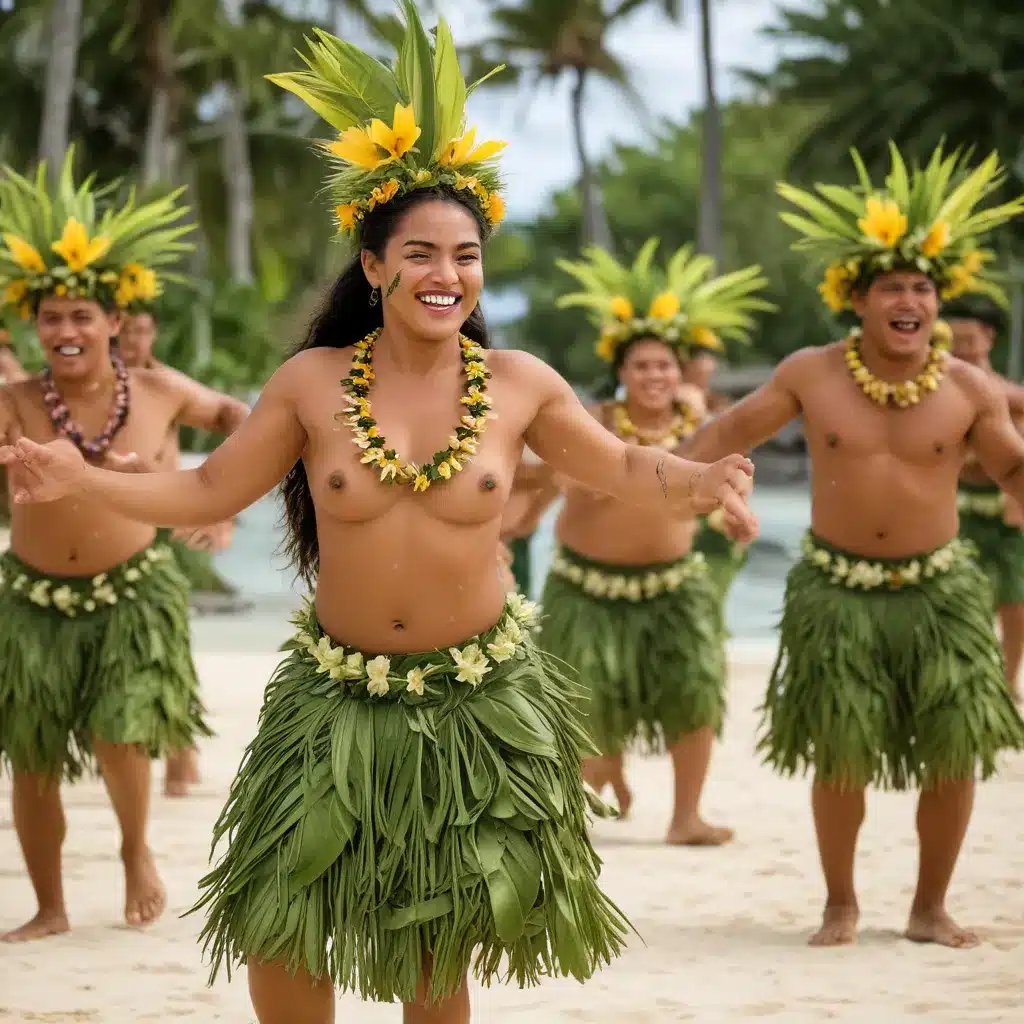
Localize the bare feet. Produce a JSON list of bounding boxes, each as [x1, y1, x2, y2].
[[906, 908, 980, 949], [808, 904, 859, 947], [1, 909, 70, 942], [164, 747, 200, 797], [610, 778, 632, 820], [123, 848, 167, 928], [666, 816, 734, 846]]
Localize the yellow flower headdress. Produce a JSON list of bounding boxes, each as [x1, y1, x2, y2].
[[267, 0, 507, 237], [556, 239, 774, 363], [778, 142, 1024, 313], [0, 149, 193, 319]]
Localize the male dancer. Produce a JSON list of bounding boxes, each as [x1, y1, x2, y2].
[[682, 143, 1024, 947], [119, 309, 248, 795], [946, 299, 1024, 701], [0, 153, 243, 939], [538, 240, 770, 840]]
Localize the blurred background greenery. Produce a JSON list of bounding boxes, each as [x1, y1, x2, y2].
[[2, 0, 1023, 442]]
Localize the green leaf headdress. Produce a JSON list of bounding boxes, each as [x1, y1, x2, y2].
[[777, 141, 1024, 313], [0, 148, 193, 319], [267, 0, 507, 238], [556, 239, 773, 363]]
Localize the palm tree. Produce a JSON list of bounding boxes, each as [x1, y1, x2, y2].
[[38, 0, 83, 176], [473, 0, 656, 249]]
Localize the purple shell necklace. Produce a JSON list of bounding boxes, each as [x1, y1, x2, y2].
[[41, 353, 130, 458]]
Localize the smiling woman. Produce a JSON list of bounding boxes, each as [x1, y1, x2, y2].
[[0, 3, 759, 1021]]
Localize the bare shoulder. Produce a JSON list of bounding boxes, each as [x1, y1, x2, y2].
[[770, 342, 841, 393], [0, 376, 38, 438], [947, 355, 1002, 409], [487, 348, 560, 387]]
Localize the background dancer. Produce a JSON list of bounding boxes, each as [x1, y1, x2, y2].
[[536, 239, 771, 841], [946, 298, 1024, 701], [0, 7, 758, 1020], [118, 307, 249, 795], [682, 143, 1024, 948], [0, 151, 239, 940]]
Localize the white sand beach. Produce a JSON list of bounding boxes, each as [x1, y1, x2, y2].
[[2, 639, 1023, 1023]]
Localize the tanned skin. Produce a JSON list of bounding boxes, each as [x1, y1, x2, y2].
[[680, 270, 1024, 951], [949, 315, 1024, 700], [0, 296, 246, 943], [119, 311, 249, 794], [1, 200, 758, 1024]]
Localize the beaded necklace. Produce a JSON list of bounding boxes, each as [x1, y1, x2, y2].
[[41, 353, 130, 458], [612, 400, 700, 449]]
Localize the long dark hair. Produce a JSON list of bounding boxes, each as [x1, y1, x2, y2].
[[280, 185, 492, 588]]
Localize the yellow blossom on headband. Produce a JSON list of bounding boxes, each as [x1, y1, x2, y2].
[[595, 332, 617, 362], [3, 233, 46, 273], [52, 218, 111, 272], [329, 126, 390, 170], [940, 264, 976, 301], [335, 202, 360, 232], [609, 295, 634, 321], [962, 249, 985, 275], [857, 197, 907, 247], [819, 261, 853, 312], [690, 326, 722, 351], [3, 279, 28, 306], [369, 104, 421, 161], [648, 292, 680, 320], [920, 220, 950, 258], [484, 191, 505, 226], [440, 127, 507, 169], [367, 178, 400, 211], [123, 263, 158, 301]]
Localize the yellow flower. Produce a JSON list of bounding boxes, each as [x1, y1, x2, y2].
[[648, 291, 680, 320], [453, 172, 479, 192], [440, 127, 507, 168], [483, 191, 506, 227], [595, 334, 616, 362], [857, 196, 907, 247], [3, 233, 46, 273], [931, 319, 953, 348], [819, 261, 852, 312], [689, 326, 722, 351], [449, 643, 491, 686], [16, 301, 30, 320], [962, 249, 985, 274], [368, 103, 421, 162], [920, 220, 950, 258], [367, 178, 400, 211], [51, 218, 111, 272], [609, 295, 634, 321], [328, 126, 391, 170], [115, 280, 136, 308], [941, 264, 975, 300], [365, 655, 391, 696], [123, 263, 158, 301], [3, 279, 28, 305], [413, 473, 431, 492], [406, 667, 426, 696], [335, 200, 360, 231], [55, 284, 67, 297], [437, 461, 452, 480]]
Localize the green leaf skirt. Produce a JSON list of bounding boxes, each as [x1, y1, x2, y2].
[[191, 595, 631, 1004], [760, 532, 1024, 792], [692, 516, 749, 601], [957, 483, 1024, 607], [0, 543, 209, 780], [538, 545, 726, 756]]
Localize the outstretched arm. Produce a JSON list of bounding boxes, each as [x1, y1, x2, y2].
[[160, 366, 250, 434], [967, 371, 1024, 510], [679, 356, 803, 463], [519, 354, 757, 538], [1, 359, 306, 526]]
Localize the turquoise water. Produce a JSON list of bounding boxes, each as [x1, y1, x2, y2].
[[211, 485, 811, 642]]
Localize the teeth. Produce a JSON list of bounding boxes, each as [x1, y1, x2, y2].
[[419, 294, 458, 307], [57, 345, 83, 355]]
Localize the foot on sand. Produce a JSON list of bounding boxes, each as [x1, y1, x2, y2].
[[809, 904, 859, 947], [123, 848, 166, 928], [164, 747, 200, 797], [666, 816, 734, 846], [611, 779, 633, 820], [1, 909, 70, 943], [906, 908, 980, 949]]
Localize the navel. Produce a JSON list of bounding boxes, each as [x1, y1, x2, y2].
[[825, 432, 839, 449], [480, 475, 497, 491], [875, 530, 887, 541], [934, 442, 944, 454], [392, 620, 405, 632], [328, 472, 345, 491]]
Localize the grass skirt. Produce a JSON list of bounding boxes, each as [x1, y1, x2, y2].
[[958, 482, 1024, 607], [760, 533, 1024, 791], [692, 515, 749, 600], [0, 543, 209, 779], [192, 594, 631, 1003], [539, 546, 725, 755]]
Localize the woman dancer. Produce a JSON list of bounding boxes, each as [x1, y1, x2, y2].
[[537, 240, 771, 839], [1, 6, 758, 1022]]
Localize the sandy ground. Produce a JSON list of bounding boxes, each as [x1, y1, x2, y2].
[[2, 643, 1024, 1023]]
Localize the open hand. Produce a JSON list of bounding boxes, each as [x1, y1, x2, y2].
[[690, 454, 758, 543], [172, 519, 234, 553], [0, 437, 87, 503]]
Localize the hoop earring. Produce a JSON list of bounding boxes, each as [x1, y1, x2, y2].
[[368, 287, 380, 307]]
